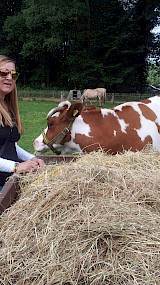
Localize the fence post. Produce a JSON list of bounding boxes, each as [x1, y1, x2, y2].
[[111, 93, 114, 104]]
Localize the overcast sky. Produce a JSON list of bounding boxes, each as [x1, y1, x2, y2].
[[152, 25, 160, 34]]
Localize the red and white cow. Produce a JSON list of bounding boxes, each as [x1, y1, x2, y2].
[[34, 96, 160, 155]]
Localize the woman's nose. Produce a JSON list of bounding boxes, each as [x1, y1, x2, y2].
[[6, 73, 12, 79]]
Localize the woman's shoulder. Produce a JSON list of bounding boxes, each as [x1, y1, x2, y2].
[[0, 124, 11, 135]]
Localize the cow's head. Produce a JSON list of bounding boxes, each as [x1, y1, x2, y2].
[[34, 101, 83, 154]]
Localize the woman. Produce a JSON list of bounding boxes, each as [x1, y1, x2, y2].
[[0, 55, 45, 189]]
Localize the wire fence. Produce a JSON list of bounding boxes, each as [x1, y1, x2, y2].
[[18, 89, 160, 103]]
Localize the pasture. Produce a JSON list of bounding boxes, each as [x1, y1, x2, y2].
[[18, 100, 58, 153]]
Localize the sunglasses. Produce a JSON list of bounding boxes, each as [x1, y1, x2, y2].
[[0, 68, 19, 80]]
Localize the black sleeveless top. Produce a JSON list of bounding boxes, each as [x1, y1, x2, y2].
[[0, 124, 22, 186]]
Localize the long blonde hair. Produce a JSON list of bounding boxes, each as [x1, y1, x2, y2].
[[0, 55, 23, 133]]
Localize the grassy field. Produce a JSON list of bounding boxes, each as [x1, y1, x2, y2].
[[18, 99, 117, 154], [18, 100, 58, 153]]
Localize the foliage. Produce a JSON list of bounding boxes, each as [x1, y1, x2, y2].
[[147, 64, 160, 87], [0, 0, 160, 92]]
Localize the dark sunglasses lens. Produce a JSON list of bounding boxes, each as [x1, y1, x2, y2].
[[0, 70, 8, 77], [11, 71, 19, 80]]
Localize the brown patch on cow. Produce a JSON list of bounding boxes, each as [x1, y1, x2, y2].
[[140, 135, 152, 148], [140, 99, 151, 104], [73, 109, 152, 154], [115, 105, 141, 129], [74, 110, 123, 153], [138, 104, 157, 121], [83, 105, 96, 112], [156, 123, 160, 134]]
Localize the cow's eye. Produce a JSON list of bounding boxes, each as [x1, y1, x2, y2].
[[48, 123, 53, 128]]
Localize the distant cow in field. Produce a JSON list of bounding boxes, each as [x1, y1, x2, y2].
[[34, 96, 160, 155], [81, 88, 106, 106]]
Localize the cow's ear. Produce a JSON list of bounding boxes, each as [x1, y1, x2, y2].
[[67, 102, 83, 119]]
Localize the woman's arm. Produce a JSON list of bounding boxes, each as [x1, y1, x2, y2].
[[0, 157, 15, 172], [16, 144, 35, 161], [0, 143, 36, 172], [16, 144, 45, 170], [0, 145, 45, 174]]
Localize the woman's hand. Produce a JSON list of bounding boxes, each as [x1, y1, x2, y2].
[[31, 157, 45, 167], [16, 158, 45, 174]]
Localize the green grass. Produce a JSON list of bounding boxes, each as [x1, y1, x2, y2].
[[18, 100, 57, 153], [18, 100, 118, 154]]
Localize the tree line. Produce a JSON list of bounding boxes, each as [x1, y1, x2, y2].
[[0, 0, 159, 92]]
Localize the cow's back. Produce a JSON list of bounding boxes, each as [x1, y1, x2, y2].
[[72, 99, 160, 153]]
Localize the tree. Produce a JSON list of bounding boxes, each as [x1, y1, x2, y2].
[[1, 0, 160, 91], [3, 0, 87, 87], [147, 64, 160, 87], [0, 0, 23, 55]]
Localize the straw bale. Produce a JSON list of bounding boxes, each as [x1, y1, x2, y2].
[[0, 149, 160, 285]]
